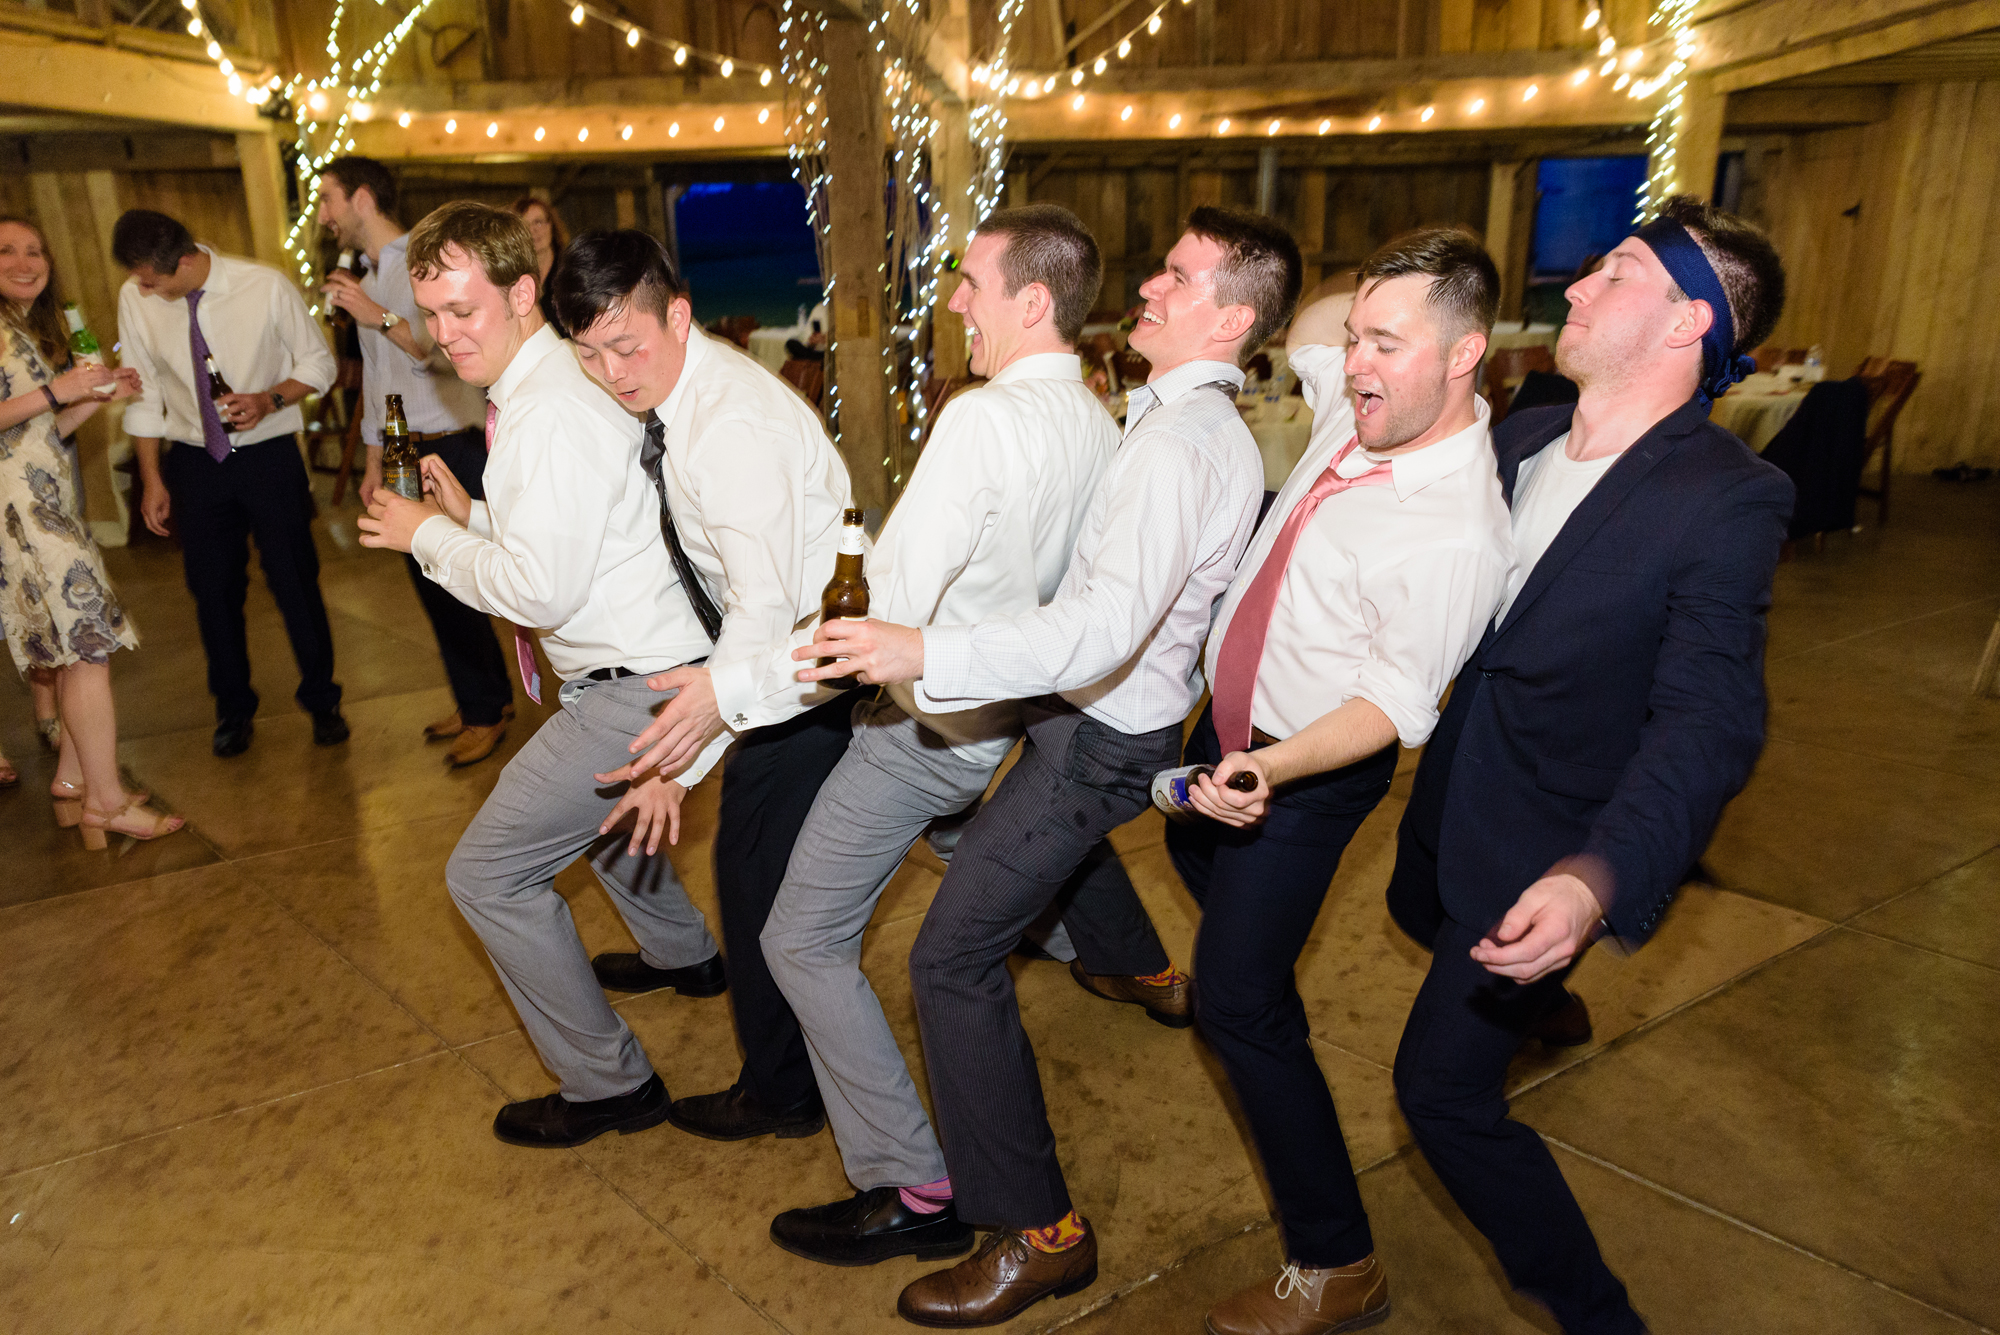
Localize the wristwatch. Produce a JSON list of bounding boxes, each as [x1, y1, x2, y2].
[[269, 390, 285, 411], [380, 310, 403, 332]]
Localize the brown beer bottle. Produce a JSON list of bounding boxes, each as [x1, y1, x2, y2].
[[381, 393, 423, 500], [203, 353, 236, 435], [818, 507, 869, 688]]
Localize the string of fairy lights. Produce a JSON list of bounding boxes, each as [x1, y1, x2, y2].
[[1636, 0, 1699, 220]]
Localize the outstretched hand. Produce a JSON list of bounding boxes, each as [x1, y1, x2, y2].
[[791, 618, 924, 685], [1470, 873, 1603, 982], [599, 772, 687, 856]]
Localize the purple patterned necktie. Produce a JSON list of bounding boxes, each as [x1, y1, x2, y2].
[[186, 289, 233, 463]]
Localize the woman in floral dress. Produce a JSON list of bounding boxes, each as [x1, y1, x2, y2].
[[0, 216, 182, 844]]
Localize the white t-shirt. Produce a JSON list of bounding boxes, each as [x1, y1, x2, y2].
[[1494, 432, 1620, 624]]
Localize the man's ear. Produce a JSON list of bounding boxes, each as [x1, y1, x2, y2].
[[1214, 302, 1258, 353], [1019, 281, 1053, 331], [669, 295, 694, 342], [508, 273, 539, 318], [1447, 329, 1488, 383], [1664, 297, 1713, 352]]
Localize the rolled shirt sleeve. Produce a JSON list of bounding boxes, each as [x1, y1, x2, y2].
[[272, 275, 336, 395], [1346, 543, 1511, 747], [1289, 342, 1349, 420], [115, 283, 170, 439]]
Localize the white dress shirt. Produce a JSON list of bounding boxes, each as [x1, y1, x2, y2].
[[1205, 342, 1512, 749], [872, 352, 1117, 763], [648, 325, 854, 735], [357, 234, 484, 446], [918, 357, 1263, 735], [411, 324, 711, 686], [117, 246, 336, 448], [1494, 432, 1616, 624]]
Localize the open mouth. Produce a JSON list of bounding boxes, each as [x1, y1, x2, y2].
[[1354, 386, 1385, 419]]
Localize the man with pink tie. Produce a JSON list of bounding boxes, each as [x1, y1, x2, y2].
[[1171, 228, 1514, 1335]]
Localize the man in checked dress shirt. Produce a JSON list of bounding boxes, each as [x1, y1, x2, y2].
[[800, 207, 1291, 1328]]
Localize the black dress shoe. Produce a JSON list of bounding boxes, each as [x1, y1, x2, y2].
[[668, 1082, 824, 1141], [311, 709, 350, 746], [772, 1186, 975, 1267], [212, 718, 254, 758], [1528, 988, 1593, 1048], [591, 951, 727, 997], [493, 1072, 671, 1148]]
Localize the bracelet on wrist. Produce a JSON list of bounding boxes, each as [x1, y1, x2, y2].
[[41, 384, 62, 412]]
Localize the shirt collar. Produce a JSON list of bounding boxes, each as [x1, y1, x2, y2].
[[987, 351, 1084, 387], [653, 323, 715, 427], [184, 245, 230, 300], [1145, 357, 1246, 403], [1346, 393, 1492, 501], [488, 322, 564, 411]]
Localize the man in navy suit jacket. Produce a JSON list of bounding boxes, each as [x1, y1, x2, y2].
[[1386, 196, 1794, 1333]]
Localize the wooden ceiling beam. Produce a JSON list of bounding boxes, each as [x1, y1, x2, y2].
[[1691, 0, 2000, 92], [0, 25, 265, 133], [348, 100, 787, 160]]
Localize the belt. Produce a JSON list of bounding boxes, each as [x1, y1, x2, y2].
[[585, 666, 641, 682], [410, 427, 478, 443], [1250, 727, 1280, 747]]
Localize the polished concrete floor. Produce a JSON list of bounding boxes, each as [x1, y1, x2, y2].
[[2, 472, 1996, 1334]]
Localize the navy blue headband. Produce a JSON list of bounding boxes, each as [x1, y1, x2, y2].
[[1633, 216, 1755, 408]]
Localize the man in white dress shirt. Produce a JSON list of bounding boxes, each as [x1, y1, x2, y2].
[[114, 209, 342, 757], [800, 206, 1288, 1328], [547, 229, 856, 1146], [316, 157, 512, 767], [357, 202, 723, 1149], [1178, 228, 1512, 1335], [758, 205, 1117, 1269]]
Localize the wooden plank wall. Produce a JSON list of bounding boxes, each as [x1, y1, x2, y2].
[[1026, 160, 1490, 313], [1753, 81, 2000, 471]]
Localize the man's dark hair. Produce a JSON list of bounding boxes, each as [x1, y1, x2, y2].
[[1652, 195, 1786, 354], [971, 204, 1102, 344], [111, 209, 198, 274], [1184, 205, 1303, 362], [321, 156, 398, 220], [551, 229, 692, 337], [1356, 226, 1500, 345]]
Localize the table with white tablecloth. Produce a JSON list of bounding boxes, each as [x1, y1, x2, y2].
[[1241, 398, 1315, 490], [746, 327, 798, 375], [1710, 372, 1812, 452]]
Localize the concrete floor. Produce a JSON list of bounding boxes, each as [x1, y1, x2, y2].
[[2, 471, 1996, 1334]]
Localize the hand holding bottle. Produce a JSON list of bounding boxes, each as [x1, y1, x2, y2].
[[49, 361, 116, 406]]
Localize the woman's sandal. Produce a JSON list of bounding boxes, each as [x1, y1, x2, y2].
[[80, 797, 184, 850], [52, 779, 150, 829]]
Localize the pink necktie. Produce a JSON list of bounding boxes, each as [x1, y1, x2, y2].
[[488, 400, 543, 705], [1210, 436, 1394, 755]]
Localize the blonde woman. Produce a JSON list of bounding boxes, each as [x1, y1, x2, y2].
[[512, 197, 571, 335], [0, 216, 182, 844]]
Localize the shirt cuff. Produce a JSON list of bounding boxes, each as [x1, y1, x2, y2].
[[409, 512, 460, 575], [677, 728, 735, 788], [709, 651, 759, 733], [1349, 665, 1437, 749], [915, 625, 974, 705], [123, 408, 167, 438], [467, 500, 492, 540]]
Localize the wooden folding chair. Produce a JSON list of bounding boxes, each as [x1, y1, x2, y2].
[[1855, 361, 1919, 525]]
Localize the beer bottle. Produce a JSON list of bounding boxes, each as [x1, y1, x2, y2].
[[204, 353, 236, 435], [381, 393, 423, 500], [818, 507, 869, 688]]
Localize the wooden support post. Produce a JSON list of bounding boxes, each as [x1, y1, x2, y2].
[[822, 15, 891, 519], [930, 98, 973, 382], [614, 188, 638, 229], [1098, 171, 1129, 313], [235, 131, 288, 269], [1655, 73, 1726, 203], [1486, 158, 1536, 321], [1438, 0, 1475, 54], [1256, 143, 1279, 216], [1296, 168, 1326, 291]]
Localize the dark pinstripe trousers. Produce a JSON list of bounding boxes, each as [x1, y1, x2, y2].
[[909, 696, 1177, 1229]]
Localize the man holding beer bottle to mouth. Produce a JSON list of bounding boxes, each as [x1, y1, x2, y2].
[[317, 156, 511, 768]]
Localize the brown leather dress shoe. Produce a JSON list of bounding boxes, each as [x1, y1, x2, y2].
[[1206, 1256, 1390, 1335], [897, 1224, 1098, 1328], [1069, 959, 1193, 1028], [445, 722, 508, 768], [1528, 988, 1594, 1048], [423, 710, 465, 741]]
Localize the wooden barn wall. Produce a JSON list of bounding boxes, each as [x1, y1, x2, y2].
[[1024, 161, 1490, 313], [1750, 81, 2000, 471]]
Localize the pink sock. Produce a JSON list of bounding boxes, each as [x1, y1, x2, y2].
[[899, 1176, 952, 1215]]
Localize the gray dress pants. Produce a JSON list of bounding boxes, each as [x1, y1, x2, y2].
[[446, 674, 718, 1101], [761, 697, 1000, 1190]]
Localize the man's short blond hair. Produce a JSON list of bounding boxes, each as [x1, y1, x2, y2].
[[407, 200, 537, 293]]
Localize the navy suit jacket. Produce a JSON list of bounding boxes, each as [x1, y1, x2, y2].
[[1390, 396, 1794, 948]]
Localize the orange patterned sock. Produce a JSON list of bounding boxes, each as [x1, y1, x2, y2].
[[1024, 1210, 1088, 1254], [1134, 964, 1188, 987]]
